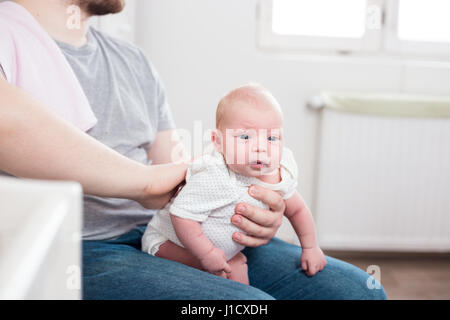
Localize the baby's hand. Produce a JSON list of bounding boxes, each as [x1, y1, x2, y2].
[[301, 246, 327, 277], [199, 247, 232, 278]]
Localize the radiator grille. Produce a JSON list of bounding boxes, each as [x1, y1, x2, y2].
[[314, 99, 450, 252]]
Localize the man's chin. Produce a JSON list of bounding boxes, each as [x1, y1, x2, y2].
[[78, 0, 125, 16]]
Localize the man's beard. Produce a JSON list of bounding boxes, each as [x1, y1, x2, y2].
[[77, 0, 125, 16]]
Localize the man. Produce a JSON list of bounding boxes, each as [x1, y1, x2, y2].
[[0, 0, 386, 299]]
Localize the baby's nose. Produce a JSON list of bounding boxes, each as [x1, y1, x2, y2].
[[251, 138, 268, 152]]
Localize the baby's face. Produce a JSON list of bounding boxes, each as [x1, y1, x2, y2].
[[214, 100, 283, 178]]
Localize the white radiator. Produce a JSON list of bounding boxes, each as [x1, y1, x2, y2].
[[312, 93, 450, 252]]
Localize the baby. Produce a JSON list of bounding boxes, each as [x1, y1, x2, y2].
[[142, 84, 326, 284]]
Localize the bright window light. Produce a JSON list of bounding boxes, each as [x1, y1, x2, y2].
[[398, 0, 450, 43], [272, 0, 367, 38]]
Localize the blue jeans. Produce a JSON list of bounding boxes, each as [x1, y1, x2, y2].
[[82, 227, 387, 300]]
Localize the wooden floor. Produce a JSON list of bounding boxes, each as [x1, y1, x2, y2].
[[324, 251, 450, 300]]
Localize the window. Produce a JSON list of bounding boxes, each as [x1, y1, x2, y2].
[[398, 0, 450, 43], [258, 0, 450, 59], [385, 0, 450, 58], [272, 0, 367, 38]]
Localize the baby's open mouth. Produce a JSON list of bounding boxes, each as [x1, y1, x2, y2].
[[249, 160, 269, 169]]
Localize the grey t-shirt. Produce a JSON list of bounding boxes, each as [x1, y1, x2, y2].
[[55, 27, 176, 240]]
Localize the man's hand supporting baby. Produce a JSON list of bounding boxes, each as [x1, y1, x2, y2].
[[232, 185, 326, 277], [231, 185, 285, 247]]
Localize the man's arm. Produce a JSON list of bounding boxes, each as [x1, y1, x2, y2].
[[0, 78, 187, 209]]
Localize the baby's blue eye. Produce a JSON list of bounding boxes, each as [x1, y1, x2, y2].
[[268, 136, 278, 142], [239, 134, 250, 140]]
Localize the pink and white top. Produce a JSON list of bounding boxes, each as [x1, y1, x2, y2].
[[0, 1, 97, 131]]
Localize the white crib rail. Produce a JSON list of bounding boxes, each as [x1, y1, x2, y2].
[[0, 177, 82, 299]]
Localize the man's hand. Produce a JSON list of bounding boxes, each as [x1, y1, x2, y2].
[[139, 129, 189, 209], [135, 162, 188, 209], [231, 185, 285, 247]]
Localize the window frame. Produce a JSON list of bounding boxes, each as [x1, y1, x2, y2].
[[257, 0, 450, 61], [257, 0, 384, 54], [383, 0, 450, 59]]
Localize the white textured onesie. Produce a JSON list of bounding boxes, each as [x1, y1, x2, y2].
[[141, 147, 298, 260]]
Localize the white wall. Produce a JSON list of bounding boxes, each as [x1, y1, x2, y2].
[[92, 0, 137, 43]]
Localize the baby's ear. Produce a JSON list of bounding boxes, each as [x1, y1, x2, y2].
[[211, 129, 223, 153]]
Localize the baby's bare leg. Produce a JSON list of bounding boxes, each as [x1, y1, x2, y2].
[[227, 252, 249, 285], [155, 240, 203, 270], [156, 242, 249, 285]]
